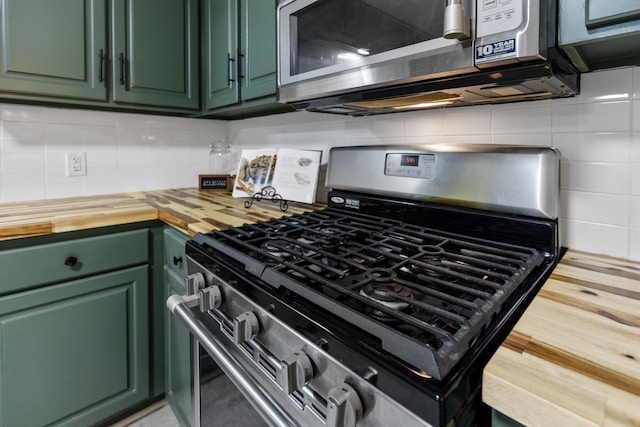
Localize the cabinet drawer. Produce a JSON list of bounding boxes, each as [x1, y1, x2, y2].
[[163, 227, 188, 277], [0, 229, 148, 295]]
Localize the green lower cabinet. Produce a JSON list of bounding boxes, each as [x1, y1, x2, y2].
[[0, 266, 149, 427], [163, 227, 192, 427], [165, 268, 193, 427]]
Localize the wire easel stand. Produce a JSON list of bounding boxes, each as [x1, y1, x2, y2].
[[244, 186, 289, 212]]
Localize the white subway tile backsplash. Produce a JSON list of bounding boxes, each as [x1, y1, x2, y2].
[[560, 190, 629, 226], [491, 133, 551, 147], [2, 167, 45, 186], [3, 184, 45, 202], [443, 107, 491, 135], [46, 181, 85, 199], [579, 67, 633, 101], [631, 196, 640, 227], [372, 118, 405, 138], [2, 134, 46, 154], [85, 167, 118, 195], [553, 132, 630, 162], [2, 153, 46, 171], [82, 110, 119, 126], [3, 121, 46, 142], [552, 101, 631, 133], [1, 105, 46, 122], [46, 108, 84, 124], [633, 67, 640, 99], [560, 161, 629, 194], [492, 105, 551, 135], [116, 166, 148, 192], [632, 164, 640, 195], [404, 110, 444, 136], [560, 219, 629, 259], [46, 123, 85, 149], [630, 228, 640, 261]]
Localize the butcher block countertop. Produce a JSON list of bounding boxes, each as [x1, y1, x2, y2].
[[0, 188, 320, 240], [483, 250, 640, 426], [1, 189, 638, 425]]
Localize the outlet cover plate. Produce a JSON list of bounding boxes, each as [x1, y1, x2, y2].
[[66, 152, 86, 176]]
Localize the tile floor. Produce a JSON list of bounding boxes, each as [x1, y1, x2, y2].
[[110, 400, 180, 427]]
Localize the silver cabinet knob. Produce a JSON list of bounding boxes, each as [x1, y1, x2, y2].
[[185, 272, 206, 295], [233, 311, 259, 344], [276, 351, 313, 395], [326, 383, 363, 427]]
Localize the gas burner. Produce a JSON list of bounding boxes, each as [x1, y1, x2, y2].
[[359, 274, 417, 322], [261, 239, 304, 260], [410, 254, 453, 280]]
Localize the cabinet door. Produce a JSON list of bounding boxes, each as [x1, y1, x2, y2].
[[0, 266, 149, 427], [111, 0, 199, 110], [239, 0, 277, 102], [0, 0, 107, 100], [203, 0, 240, 110], [163, 227, 191, 426]]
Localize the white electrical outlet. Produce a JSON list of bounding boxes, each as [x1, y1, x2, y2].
[[65, 152, 86, 176]]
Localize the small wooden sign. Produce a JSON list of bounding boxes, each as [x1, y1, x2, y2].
[[198, 174, 232, 191]]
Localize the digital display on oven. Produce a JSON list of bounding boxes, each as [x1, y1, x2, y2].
[[400, 155, 419, 166], [385, 153, 436, 179]]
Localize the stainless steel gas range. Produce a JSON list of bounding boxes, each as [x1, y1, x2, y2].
[[167, 144, 561, 427]]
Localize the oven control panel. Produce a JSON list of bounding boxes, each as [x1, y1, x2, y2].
[[385, 153, 435, 179]]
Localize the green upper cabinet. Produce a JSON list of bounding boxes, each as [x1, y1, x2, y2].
[[111, 0, 199, 110], [0, 0, 108, 101], [0, 0, 199, 113], [203, 0, 292, 118], [204, 0, 239, 109], [559, 0, 640, 72], [240, 0, 279, 101]]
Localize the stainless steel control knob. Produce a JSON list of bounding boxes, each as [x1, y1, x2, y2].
[[232, 311, 259, 344], [198, 286, 222, 312], [276, 351, 313, 395], [185, 272, 206, 295], [326, 383, 363, 427]]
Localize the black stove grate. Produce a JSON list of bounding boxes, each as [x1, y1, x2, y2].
[[198, 207, 546, 380]]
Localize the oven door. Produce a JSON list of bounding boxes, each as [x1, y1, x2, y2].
[[194, 341, 270, 427], [168, 296, 297, 427], [276, 0, 476, 103]]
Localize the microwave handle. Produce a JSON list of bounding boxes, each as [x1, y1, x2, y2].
[[168, 294, 298, 427], [443, 0, 470, 39]]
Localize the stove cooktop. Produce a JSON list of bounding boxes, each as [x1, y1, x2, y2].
[[195, 205, 551, 380]]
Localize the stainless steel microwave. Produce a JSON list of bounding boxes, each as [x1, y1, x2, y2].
[[276, 0, 579, 115]]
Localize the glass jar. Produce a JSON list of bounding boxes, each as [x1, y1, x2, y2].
[[208, 142, 235, 175]]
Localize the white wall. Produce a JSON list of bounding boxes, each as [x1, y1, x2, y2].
[[229, 66, 640, 261], [0, 66, 638, 261]]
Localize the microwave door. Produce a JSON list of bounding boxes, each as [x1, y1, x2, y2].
[[277, 0, 476, 102]]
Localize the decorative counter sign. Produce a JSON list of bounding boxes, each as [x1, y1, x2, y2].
[[198, 175, 232, 191]]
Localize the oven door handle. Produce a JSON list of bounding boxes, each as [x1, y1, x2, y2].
[[168, 295, 299, 427]]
